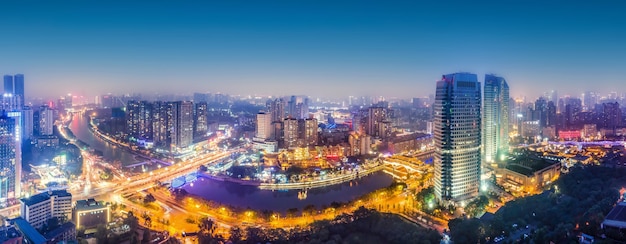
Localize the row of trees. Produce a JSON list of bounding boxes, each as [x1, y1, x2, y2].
[[198, 207, 441, 244]]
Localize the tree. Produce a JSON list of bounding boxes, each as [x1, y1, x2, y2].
[[229, 226, 243, 243], [198, 218, 222, 244], [95, 224, 108, 244], [143, 194, 156, 204], [303, 204, 317, 216], [124, 211, 139, 233], [286, 208, 299, 218], [448, 218, 482, 244]]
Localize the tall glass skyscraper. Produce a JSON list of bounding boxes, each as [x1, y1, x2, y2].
[[483, 74, 509, 164], [0, 113, 21, 203], [433, 73, 481, 205]]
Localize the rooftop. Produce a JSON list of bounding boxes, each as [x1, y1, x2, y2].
[[505, 154, 560, 176], [75, 199, 109, 210], [44, 222, 75, 240], [0, 226, 21, 242], [603, 202, 626, 229], [20, 190, 72, 206], [13, 217, 46, 244]]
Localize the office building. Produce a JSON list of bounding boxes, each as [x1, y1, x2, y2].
[[19, 190, 72, 229], [73, 198, 111, 229], [13, 75, 24, 108], [0, 114, 21, 202], [483, 74, 509, 163], [433, 73, 481, 205], [3, 76, 12, 96], [2, 74, 24, 110]]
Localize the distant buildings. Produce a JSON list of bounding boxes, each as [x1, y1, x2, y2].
[[483, 74, 509, 163], [36, 106, 55, 136], [126, 100, 194, 153], [19, 190, 72, 229], [433, 73, 482, 205], [3, 74, 24, 109]]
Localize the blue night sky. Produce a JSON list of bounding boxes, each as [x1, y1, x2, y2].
[[0, 1, 625, 100]]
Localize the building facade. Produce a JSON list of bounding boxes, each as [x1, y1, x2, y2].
[[483, 74, 509, 163], [19, 190, 72, 229], [73, 199, 110, 229], [0, 114, 20, 203], [433, 73, 482, 205]]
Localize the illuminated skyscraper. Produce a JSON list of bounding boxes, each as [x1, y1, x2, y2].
[[0, 113, 21, 202], [433, 73, 481, 205], [483, 74, 509, 163]]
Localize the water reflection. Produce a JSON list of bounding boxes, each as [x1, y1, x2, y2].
[[182, 172, 393, 212], [68, 114, 139, 166]]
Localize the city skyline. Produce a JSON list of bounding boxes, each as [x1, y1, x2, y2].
[[1, 1, 625, 99]]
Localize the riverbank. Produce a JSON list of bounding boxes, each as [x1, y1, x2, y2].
[[259, 163, 386, 190]]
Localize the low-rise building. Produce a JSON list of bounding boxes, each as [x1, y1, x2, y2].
[[496, 155, 560, 194], [73, 199, 111, 229], [0, 226, 22, 244], [602, 202, 626, 231]]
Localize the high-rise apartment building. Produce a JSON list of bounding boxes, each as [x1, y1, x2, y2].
[[283, 118, 299, 148], [152, 101, 170, 148], [366, 106, 388, 138], [22, 106, 33, 141], [483, 74, 509, 163], [194, 102, 208, 139], [38, 106, 55, 136], [126, 101, 153, 141], [433, 73, 481, 205], [303, 118, 318, 146], [171, 101, 194, 151], [268, 98, 285, 122]]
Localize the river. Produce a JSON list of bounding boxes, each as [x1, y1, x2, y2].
[[69, 113, 139, 166], [69, 111, 395, 211], [183, 172, 394, 212]]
